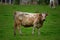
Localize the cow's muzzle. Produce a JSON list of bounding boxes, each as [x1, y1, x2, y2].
[[43, 19, 45, 21]]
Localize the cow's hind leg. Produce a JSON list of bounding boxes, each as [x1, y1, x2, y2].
[[14, 20, 22, 36], [14, 22, 17, 36], [17, 25, 22, 35]]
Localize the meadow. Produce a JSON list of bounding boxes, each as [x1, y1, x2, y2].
[[0, 4, 60, 40]]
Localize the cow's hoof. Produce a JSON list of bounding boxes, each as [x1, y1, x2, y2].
[[20, 34, 23, 36], [38, 33, 40, 36], [38, 34, 40, 36], [32, 33, 34, 35], [20, 33, 23, 36], [14, 33, 16, 36]]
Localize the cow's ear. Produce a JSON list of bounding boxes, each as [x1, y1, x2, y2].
[[46, 14, 48, 16]]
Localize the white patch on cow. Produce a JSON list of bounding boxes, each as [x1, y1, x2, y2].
[[15, 11, 37, 20], [25, 13, 36, 18], [42, 14, 46, 20]]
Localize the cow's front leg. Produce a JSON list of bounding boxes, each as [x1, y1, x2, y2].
[[32, 25, 36, 35], [32, 27, 35, 35], [38, 28, 40, 35]]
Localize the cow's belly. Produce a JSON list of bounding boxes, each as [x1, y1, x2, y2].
[[21, 17, 34, 26], [22, 20, 33, 27], [22, 25, 33, 27], [22, 20, 33, 26]]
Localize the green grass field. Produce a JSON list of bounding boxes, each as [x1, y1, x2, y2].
[[0, 4, 60, 40]]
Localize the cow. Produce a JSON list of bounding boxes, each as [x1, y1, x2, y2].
[[50, 0, 56, 8], [14, 11, 48, 35]]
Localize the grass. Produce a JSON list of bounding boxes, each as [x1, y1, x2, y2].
[[0, 4, 60, 40]]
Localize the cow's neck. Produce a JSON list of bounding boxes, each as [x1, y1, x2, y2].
[[40, 20, 44, 25]]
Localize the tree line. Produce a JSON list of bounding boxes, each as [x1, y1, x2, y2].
[[0, 0, 60, 5]]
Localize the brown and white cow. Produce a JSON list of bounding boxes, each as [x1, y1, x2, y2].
[[14, 11, 48, 35]]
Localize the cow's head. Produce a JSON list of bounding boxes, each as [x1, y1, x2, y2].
[[40, 13, 48, 21]]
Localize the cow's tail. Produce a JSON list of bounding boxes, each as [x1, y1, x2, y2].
[[14, 11, 16, 19]]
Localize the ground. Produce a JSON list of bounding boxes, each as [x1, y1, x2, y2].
[[0, 4, 60, 40]]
